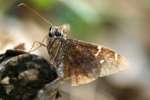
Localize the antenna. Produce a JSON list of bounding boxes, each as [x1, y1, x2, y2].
[[17, 3, 52, 26]]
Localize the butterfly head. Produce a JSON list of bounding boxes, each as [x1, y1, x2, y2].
[[49, 24, 70, 39], [49, 26, 64, 38]]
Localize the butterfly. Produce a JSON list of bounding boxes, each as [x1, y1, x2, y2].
[[18, 3, 128, 87], [46, 24, 128, 86]]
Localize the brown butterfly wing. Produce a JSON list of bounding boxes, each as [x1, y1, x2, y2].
[[63, 39, 127, 86]]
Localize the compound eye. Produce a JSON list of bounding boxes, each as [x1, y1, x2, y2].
[[55, 31, 62, 36], [49, 32, 53, 37], [49, 26, 52, 31], [49, 27, 53, 37]]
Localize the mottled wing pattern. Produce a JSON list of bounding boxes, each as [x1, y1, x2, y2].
[[63, 39, 127, 86]]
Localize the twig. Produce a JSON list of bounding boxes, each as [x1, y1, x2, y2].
[[0, 49, 60, 100]]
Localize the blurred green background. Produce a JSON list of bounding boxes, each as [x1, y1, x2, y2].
[[0, 0, 150, 100]]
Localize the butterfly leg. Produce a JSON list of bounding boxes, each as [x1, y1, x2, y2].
[[47, 39, 56, 61], [48, 39, 63, 65], [47, 39, 56, 55], [29, 41, 47, 52], [52, 42, 62, 63], [29, 34, 48, 52]]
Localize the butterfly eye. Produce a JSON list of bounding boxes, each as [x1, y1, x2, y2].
[[49, 26, 52, 31], [49, 27, 53, 37], [55, 31, 62, 37], [49, 32, 53, 37]]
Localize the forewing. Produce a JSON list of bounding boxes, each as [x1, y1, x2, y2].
[[63, 39, 127, 86]]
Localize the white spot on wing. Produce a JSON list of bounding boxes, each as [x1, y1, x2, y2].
[[100, 60, 105, 64], [94, 46, 101, 57], [115, 53, 118, 61]]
